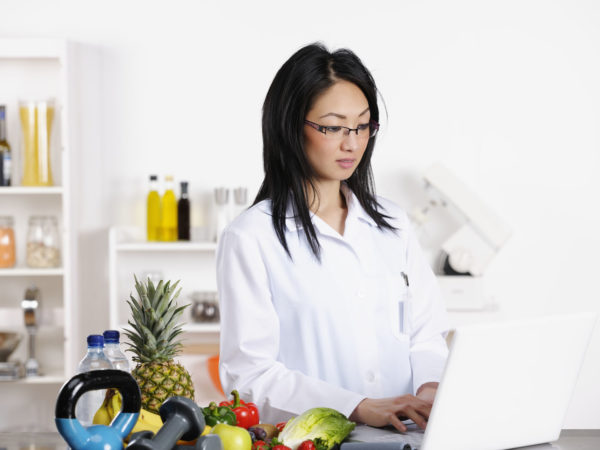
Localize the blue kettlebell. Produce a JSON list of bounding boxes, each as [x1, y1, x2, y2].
[[55, 369, 141, 450]]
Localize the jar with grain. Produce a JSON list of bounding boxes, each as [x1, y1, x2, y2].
[[0, 216, 16, 268], [26, 215, 60, 268]]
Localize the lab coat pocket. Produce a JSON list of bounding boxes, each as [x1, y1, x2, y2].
[[388, 274, 412, 342]]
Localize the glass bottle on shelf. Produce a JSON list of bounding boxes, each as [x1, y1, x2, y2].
[[26, 216, 61, 268], [177, 181, 190, 241], [214, 187, 230, 242], [20, 99, 55, 187], [160, 175, 177, 241], [146, 174, 160, 241], [0, 216, 16, 268], [0, 105, 12, 186]]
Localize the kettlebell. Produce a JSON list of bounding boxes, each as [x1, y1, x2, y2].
[[55, 369, 141, 450]]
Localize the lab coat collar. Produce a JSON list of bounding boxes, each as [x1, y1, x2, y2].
[[283, 184, 378, 233], [340, 183, 378, 228]]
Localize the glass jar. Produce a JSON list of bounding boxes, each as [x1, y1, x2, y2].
[[0, 216, 16, 268], [190, 291, 220, 323], [20, 99, 56, 187], [26, 216, 60, 268]]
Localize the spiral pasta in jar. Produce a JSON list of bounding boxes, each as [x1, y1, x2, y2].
[[26, 215, 61, 268]]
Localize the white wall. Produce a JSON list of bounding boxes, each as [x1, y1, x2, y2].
[[2, 0, 599, 428]]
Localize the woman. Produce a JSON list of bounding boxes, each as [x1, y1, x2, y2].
[[216, 43, 449, 432]]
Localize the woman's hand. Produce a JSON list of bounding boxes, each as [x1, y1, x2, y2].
[[415, 382, 439, 405], [349, 395, 432, 432]]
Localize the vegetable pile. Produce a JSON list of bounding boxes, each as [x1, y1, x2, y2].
[[202, 391, 355, 450]]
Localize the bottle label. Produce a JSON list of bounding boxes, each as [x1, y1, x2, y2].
[[3, 152, 11, 183]]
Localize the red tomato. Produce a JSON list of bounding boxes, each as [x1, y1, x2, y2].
[[298, 440, 316, 450], [275, 422, 287, 433]]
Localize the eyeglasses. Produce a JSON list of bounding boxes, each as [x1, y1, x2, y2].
[[304, 119, 380, 139]]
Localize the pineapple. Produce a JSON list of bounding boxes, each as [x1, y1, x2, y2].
[[123, 275, 195, 414]]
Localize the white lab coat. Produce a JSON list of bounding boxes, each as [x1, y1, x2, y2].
[[216, 185, 449, 423]]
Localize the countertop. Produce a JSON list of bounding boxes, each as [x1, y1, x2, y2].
[[0, 430, 599, 449]]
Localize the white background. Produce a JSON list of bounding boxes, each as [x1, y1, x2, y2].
[[1, 0, 599, 429]]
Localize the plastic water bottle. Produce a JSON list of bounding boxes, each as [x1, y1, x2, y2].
[[76, 334, 113, 427], [103, 330, 130, 372]]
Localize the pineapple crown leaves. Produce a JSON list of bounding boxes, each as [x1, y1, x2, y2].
[[124, 274, 190, 363]]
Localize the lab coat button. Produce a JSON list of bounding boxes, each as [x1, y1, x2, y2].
[[366, 370, 375, 382]]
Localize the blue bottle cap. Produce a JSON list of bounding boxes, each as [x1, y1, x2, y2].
[[103, 330, 120, 343], [87, 334, 104, 347]]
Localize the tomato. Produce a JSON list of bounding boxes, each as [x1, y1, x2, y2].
[[298, 440, 316, 450], [275, 422, 287, 433]]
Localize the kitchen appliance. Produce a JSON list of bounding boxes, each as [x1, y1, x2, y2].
[[410, 163, 511, 310], [0, 331, 23, 380], [22, 286, 40, 376]]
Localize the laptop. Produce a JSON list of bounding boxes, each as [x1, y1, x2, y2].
[[345, 312, 597, 450]]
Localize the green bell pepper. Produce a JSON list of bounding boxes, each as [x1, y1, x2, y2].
[[202, 401, 238, 427]]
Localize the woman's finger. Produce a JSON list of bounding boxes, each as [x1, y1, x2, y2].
[[401, 406, 428, 430], [388, 412, 408, 433]]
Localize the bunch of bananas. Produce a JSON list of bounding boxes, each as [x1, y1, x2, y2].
[[93, 388, 163, 437]]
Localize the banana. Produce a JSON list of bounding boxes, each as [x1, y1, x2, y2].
[[92, 404, 111, 426], [128, 408, 163, 436], [92, 388, 116, 426], [111, 388, 122, 419]]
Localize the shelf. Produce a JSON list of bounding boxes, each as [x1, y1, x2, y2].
[[183, 323, 220, 333], [117, 322, 220, 333], [0, 186, 63, 195], [116, 241, 217, 252], [0, 267, 63, 277], [0, 38, 65, 59], [0, 374, 65, 385]]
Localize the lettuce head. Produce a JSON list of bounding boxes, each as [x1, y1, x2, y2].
[[279, 407, 356, 450]]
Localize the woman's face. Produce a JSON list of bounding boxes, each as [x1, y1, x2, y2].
[[304, 80, 371, 186]]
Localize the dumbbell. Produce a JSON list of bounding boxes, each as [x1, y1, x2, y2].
[[127, 396, 208, 449]]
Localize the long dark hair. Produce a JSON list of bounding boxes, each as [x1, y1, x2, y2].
[[254, 42, 395, 259]]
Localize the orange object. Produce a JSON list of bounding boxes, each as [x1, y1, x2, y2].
[[207, 354, 224, 395], [0, 220, 16, 268]]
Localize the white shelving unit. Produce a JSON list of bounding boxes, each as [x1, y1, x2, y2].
[[108, 226, 220, 343], [0, 38, 76, 430]]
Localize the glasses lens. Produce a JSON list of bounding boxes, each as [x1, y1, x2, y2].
[[324, 126, 343, 137], [369, 122, 379, 138]]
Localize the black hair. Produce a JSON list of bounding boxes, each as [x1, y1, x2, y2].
[[254, 42, 395, 259]]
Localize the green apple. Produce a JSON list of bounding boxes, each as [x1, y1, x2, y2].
[[210, 423, 252, 450]]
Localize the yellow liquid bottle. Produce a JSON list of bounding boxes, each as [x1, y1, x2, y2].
[[146, 175, 161, 241], [161, 175, 177, 241]]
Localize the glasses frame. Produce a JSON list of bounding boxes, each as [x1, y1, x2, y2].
[[304, 119, 380, 138]]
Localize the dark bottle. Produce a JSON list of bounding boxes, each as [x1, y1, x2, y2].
[[0, 105, 12, 186], [177, 181, 191, 241]]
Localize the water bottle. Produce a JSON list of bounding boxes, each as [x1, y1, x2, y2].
[[76, 334, 113, 427], [103, 330, 130, 372]]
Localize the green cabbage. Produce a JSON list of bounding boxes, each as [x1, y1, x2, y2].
[[279, 407, 356, 450]]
